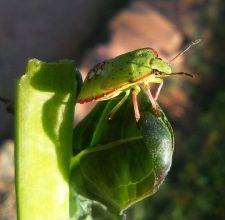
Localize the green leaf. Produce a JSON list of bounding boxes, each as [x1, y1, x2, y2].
[[15, 59, 77, 220], [71, 93, 174, 217]]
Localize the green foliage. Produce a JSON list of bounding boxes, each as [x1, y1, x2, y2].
[[15, 59, 77, 220], [71, 94, 174, 218]]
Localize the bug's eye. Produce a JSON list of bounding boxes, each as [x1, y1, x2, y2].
[[152, 69, 160, 75]]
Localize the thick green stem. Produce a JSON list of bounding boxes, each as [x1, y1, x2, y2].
[[15, 59, 77, 220]]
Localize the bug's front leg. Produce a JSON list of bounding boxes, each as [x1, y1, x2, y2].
[[143, 83, 161, 117], [144, 84, 157, 109], [154, 82, 163, 101], [131, 86, 141, 122]]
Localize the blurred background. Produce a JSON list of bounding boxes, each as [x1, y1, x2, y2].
[[0, 0, 225, 219]]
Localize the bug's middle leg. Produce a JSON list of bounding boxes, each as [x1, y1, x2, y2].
[[131, 85, 141, 122]]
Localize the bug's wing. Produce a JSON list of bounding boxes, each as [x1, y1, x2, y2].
[[77, 62, 121, 103], [77, 68, 108, 103], [100, 48, 155, 90]]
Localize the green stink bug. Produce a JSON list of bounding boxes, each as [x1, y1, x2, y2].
[[78, 40, 200, 121]]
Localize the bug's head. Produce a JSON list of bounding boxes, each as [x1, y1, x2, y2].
[[150, 39, 201, 79], [151, 57, 194, 79], [151, 58, 172, 77]]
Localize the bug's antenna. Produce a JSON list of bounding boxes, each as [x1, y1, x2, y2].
[[160, 72, 194, 78], [171, 72, 194, 77], [169, 39, 201, 63]]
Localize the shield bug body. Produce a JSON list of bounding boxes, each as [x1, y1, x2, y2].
[[78, 40, 200, 121]]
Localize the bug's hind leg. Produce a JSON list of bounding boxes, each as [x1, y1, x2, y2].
[[130, 85, 141, 122], [108, 89, 130, 120], [132, 89, 140, 122]]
